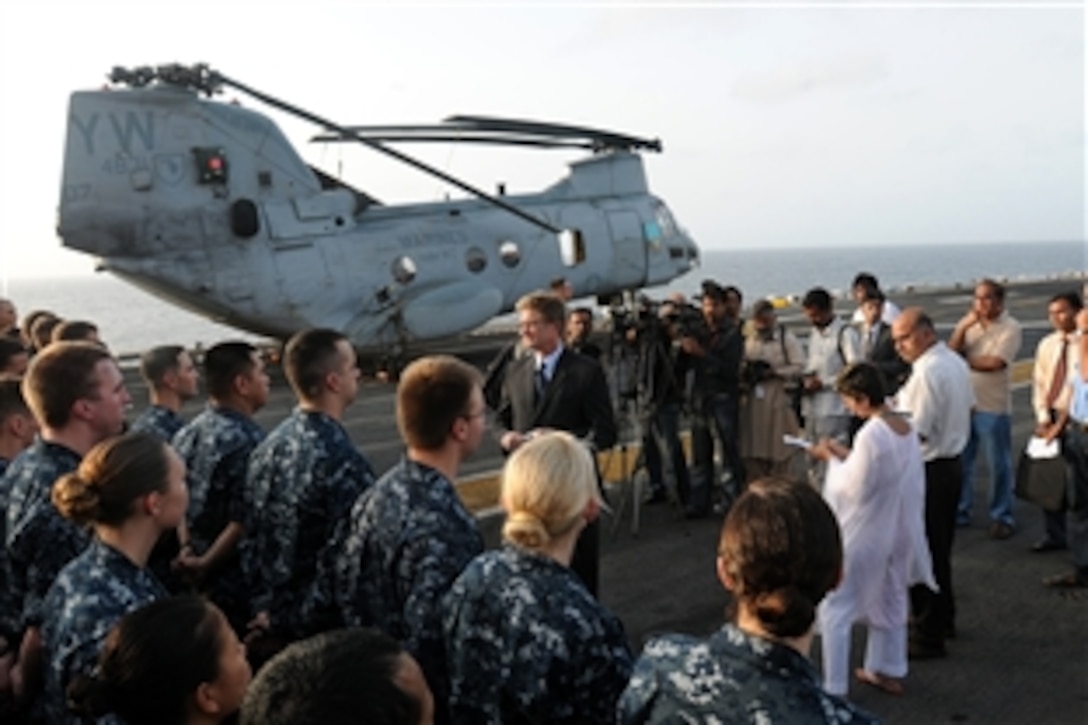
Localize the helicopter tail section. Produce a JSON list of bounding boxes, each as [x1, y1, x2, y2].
[[58, 84, 326, 260]]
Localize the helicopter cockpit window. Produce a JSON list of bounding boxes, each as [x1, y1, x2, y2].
[[499, 241, 521, 268], [465, 247, 488, 274], [643, 221, 663, 243], [391, 256, 417, 285], [653, 202, 678, 237]]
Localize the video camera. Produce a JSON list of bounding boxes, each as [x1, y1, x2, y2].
[[606, 294, 703, 342]]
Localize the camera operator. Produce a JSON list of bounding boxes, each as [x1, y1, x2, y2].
[[680, 281, 746, 518], [634, 300, 694, 506]]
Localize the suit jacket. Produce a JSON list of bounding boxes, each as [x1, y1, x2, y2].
[[498, 348, 617, 452], [863, 322, 910, 393]]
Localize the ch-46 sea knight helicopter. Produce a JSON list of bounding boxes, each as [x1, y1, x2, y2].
[[58, 63, 700, 353]]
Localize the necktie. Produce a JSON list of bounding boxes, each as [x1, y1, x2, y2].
[[863, 326, 875, 359], [1046, 337, 1069, 410], [535, 363, 548, 401]]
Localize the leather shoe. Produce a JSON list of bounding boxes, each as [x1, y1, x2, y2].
[[988, 521, 1015, 540], [1043, 571, 1088, 589], [1030, 538, 1067, 553]]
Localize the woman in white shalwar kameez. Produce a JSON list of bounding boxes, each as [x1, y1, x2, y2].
[[809, 362, 936, 697]]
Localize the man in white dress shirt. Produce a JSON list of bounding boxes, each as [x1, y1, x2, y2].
[[892, 307, 974, 659]]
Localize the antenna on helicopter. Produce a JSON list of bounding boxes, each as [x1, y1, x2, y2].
[[108, 64, 572, 242]]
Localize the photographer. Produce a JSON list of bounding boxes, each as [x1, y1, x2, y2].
[[680, 281, 745, 518], [636, 300, 693, 506], [739, 300, 805, 482]]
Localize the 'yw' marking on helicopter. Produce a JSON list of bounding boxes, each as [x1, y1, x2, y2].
[[70, 112, 156, 155], [108, 112, 155, 154], [70, 113, 100, 155]]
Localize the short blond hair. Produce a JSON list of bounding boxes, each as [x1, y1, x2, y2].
[[515, 292, 566, 327], [501, 431, 599, 550]]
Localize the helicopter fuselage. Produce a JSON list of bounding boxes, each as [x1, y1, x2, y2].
[[58, 79, 699, 349]]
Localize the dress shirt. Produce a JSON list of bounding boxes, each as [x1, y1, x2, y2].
[[1033, 330, 1076, 423], [804, 317, 860, 419], [851, 299, 901, 325], [897, 342, 974, 461], [534, 343, 564, 383]]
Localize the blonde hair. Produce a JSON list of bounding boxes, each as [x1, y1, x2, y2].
[[501, 432, 599, 550]]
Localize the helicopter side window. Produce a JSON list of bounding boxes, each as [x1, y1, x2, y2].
[[392, 256, 417, 284], [465, 247, 488, 274], [498, 241, 520, 268]]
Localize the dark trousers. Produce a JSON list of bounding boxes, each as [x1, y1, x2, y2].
[[644, 402, 690, 503], [571, 519, 600, 596], [911, 454, 962, 647], [689, 393, 744, 513]]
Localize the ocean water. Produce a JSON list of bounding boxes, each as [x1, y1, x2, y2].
[[3, 240, 1083, 355]]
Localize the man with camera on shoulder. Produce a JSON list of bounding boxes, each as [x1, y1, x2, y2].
[[680, 281, 745, 518]]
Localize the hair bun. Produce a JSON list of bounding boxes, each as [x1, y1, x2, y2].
[[503, 510, 551, 550], [52, 471, 102, 525], [752, 585, 816, 639]]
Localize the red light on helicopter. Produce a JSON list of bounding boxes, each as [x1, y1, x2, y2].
[[193, 147, 229, 184]]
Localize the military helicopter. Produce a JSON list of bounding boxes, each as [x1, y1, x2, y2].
[[58, 63, 700, 353]]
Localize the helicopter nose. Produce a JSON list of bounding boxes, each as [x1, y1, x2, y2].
[[675, 231, 699, 271]]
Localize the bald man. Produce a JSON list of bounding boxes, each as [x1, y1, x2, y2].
[[892, 307, 973, 659]]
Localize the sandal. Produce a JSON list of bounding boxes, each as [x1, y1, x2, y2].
[[854, 668, 905, 696]]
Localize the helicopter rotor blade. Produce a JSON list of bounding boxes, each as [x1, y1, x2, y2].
[[205, 69, 563, 235], [311, 128, 596, 150], [445, 114, 662, 152]]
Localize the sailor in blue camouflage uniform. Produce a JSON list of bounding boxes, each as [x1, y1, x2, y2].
[[173, 342, 268, 632], [42, 541, 167, 723], [0, 378, 36, 478], [129, 345, 200, 442], [3, 343, 129, 638], [130, 404, 184, 442], [40, 432, 186, 723], [244, 329, 375, 638], [0, 379, 39, 646], [443, 432, 631, 725], [313, 356, 485, 724], [619, 624, 878, 725], [617, 478, 878, 725]]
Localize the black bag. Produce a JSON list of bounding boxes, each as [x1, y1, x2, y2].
[[1014, 449, 1067, 512]]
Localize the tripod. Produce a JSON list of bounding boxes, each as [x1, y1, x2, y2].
[[606, 304, 688, 537]]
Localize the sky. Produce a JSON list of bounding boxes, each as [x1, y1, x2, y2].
[[0, 1, 1084, 279]]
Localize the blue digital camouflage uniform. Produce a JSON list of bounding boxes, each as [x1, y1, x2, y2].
[[243, 408, 375, 635], [40, 539, 166, 724], [130, 404, 186, 442], [617, 623, 880, 724], [172, 405, 263, 628], [3, 439, 86, 629], [442, 545, 633, 725], [322, 457, 484, 721]]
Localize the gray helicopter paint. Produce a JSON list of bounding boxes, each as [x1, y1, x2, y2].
[[59, 74, 698, 350]]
